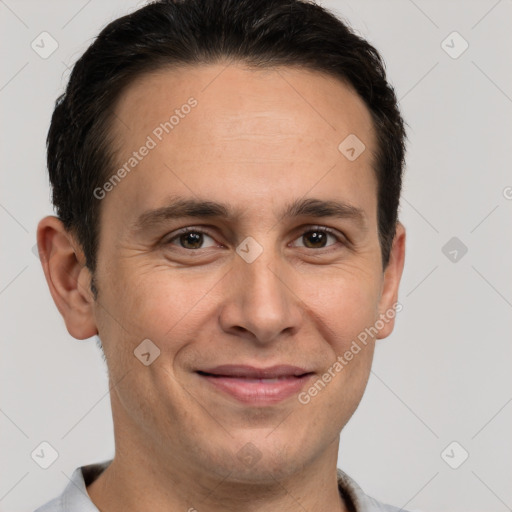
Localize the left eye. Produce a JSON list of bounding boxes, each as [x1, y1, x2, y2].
[[291, 228, 340, 249], [165, 227, 342, 250]]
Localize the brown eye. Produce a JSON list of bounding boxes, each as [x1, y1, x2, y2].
[[166, 228, 217, 250], [302, 230, 329, 248], [179, 232, 203, 249], [292, 227, 341, 250]]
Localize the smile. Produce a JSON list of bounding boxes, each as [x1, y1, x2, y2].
[[196, 367, 315, 404]]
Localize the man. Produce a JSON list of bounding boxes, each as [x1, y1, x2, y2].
[[35, 0, 407, 510]]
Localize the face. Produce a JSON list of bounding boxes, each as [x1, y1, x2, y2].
[[52, 63, 405, 482]]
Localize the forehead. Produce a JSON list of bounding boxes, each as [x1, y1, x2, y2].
[[102, 63, 378, 229], [113, 62, 375, 148]]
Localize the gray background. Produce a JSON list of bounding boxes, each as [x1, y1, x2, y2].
[[1, 0, 511, 510]]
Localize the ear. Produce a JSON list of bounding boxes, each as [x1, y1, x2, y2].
[[36, 215, 98, 340], [376, 221, 406, 340]]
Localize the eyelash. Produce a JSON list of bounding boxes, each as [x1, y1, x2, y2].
[[164, 225, 347, 251]]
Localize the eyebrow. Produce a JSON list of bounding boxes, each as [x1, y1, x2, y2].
[[130, 196, 368, 234]]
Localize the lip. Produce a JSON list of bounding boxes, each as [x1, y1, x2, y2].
[[196, 365, 314, 404], [199, 364, 311, 378]]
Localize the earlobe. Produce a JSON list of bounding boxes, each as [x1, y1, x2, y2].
[[36, 215, 98, 340], [376, 221, 406, 340]]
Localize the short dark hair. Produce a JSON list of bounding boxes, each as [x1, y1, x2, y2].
[[47, 0, 406, 280]]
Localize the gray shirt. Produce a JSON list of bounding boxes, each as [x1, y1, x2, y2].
[[34, 460, 408, 512]]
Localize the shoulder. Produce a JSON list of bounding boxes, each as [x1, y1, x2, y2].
[[337, 468, 411, 512], [32, 460, 112, 512], [33, 495, 63, 512]]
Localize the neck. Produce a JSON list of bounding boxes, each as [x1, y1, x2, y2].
[[87, 388, 348, 512], [87, 438, 348, 512]]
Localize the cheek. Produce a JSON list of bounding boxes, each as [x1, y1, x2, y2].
[[299, 265, 382, 343], [97, 244, 382, 374], [325, 292, 379, 353], [295, 267, 380, 405], [100, 264, 224, 350]]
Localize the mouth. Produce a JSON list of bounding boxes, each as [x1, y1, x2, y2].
[[199, 375, 304, 382], [195, 365, 315, 404]]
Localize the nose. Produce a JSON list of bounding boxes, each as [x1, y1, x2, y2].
[[218, 248, 303, 345]]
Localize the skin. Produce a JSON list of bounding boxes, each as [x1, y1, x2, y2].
[[37, 62, 406, 512]]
